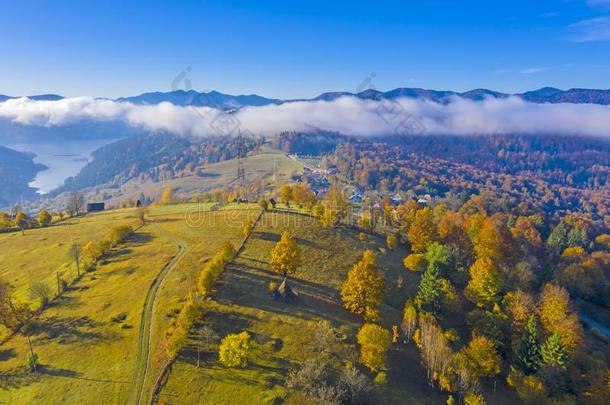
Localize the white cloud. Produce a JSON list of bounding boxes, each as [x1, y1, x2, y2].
[[569, 16, 610, 42], [520, 67, 550, 74], [0, 95, 610, 139]]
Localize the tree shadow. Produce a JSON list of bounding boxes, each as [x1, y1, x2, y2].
[[0, 348, 16, 362], [28, 315, 112, 345], [213, 263, 357, 327], [126, 232, 153, 245]]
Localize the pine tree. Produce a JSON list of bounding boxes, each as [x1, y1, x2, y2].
[[515, 315, 542, 374], [541, 332, 568, 368], [415, 264, 443, 315]]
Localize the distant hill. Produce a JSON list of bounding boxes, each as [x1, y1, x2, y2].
[[116, 90, 281, 109], [2, 88, 610, 107], [0, 145, 46, 207], [0, 94, 64, 101]]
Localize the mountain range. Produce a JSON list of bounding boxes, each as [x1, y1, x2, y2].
[[3, 87, 610, 110]]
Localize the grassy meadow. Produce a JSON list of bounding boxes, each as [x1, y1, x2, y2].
[[0, 222, 176, 404], [0, 209, 138, 316], [157, 210, 446, 404], [0, 203, 261, 404]]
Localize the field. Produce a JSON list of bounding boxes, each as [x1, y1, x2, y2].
[[0, 221, 176, 404], [0, 204, 260, 404], [0, 209, 138, 314], [94, 151, 304, 209], [157, 210, 447, 404]]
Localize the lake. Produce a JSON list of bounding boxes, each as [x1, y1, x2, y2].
[[9, 139, 117, 194]]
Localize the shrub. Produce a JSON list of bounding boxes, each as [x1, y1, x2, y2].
[[219, 331, 252, 367], [373, 371, 387, 385], [107, 225, 133, 246], [29, 282, 52, 308], [404, 254, 427, 272]]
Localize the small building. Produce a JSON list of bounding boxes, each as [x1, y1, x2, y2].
[[349, 193, 363, 203], [86, 202, 105, 213]]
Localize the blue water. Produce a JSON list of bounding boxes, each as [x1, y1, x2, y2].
[[580, 312, 610, 339], [9, 140, 113, 194]]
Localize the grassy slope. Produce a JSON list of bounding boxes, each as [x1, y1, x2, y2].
[[158, 211, 445, 405], [97, 152, 303, 207], [140, 204, 261, 403], [0, 204, 260, 404], [0, 224, 176, 404], [0, 210, 137, 311]]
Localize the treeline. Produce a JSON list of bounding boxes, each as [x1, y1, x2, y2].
[[333, 190, 609, 404], [165, 242, 236, 359], [328, 135, 609, 221]]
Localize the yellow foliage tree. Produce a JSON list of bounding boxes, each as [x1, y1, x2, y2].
[[269, 232, 301, 277], [357, 323, 391, 372], [538, 283, 582, 353], [340, 250, 384, 321], [407, 207, 438, 253], [455, 336, 501, 379], [465, 257, 503, 307], [160, 187, 173, 205]]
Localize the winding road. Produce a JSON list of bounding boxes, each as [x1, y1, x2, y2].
[[127, 223, 188, 405]]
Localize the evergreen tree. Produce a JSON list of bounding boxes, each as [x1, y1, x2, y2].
[[515, 315, 542, 374], [541, 332, 568, 368], [415, 264, 443, 315]]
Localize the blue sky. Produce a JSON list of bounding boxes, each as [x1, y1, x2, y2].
[[1, 0, 610, 99]]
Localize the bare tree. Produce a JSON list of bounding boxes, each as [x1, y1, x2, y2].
[[29, 281, 52, 308], [66, 191, 84, 216], [0, 279, 37, 372], [418, 315, 453, 387], [338, 366, 372, 404], [197, 325, 217, 367]]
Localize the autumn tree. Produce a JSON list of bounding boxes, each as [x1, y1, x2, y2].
[[37, 210, 52, 227], [474, 216, 515, 265], [538, 283, 582, 353], [270, 232, 301, 277], [357, 323, 391, 372], [407, 207, 438, 253], [0, 280, 36, 372], [465, 257, 503, 308], [404, 253, 427, 272], [219, 331, 252, 367], [503, 289, 535, 333], [15, 212, 27, 235], [242, 221, 253, 237], [456, 336, 501, 379], [160, 187, 173, 205], [341, 250, 384, 321], [401, 302, 417, 343], [279, 185, 293, 205], [515, 315, 542, 374]]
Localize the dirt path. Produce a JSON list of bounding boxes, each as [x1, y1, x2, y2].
[[127, 223, 188, 405]]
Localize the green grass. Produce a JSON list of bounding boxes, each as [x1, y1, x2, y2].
[[0, 209, 138, 318], [0, 204, 261, 404], [139, 204, 261, 403], [158, 211, 444, 404], [94, 152, 304, 207], [0, 224, 176, 404]]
